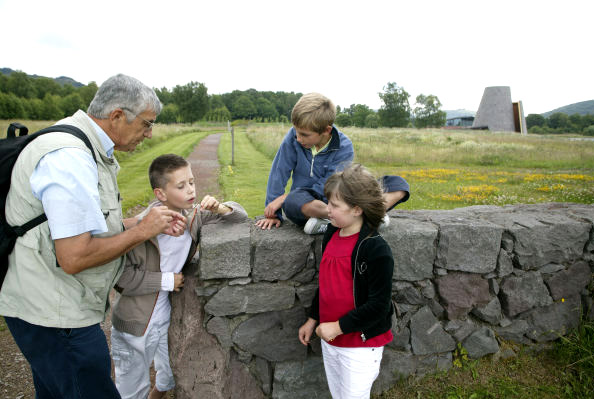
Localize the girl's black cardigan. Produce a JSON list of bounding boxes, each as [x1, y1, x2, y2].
[[309, 222, 394, 342]]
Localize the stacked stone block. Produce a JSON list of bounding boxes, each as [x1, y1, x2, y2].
[[169, 203, 594, 398]]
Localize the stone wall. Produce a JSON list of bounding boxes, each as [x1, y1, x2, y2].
[[169, 203, 594, 399]]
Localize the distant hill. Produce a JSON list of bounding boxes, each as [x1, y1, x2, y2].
[[445, 109, 475, 119], [0, 67, 84, 87], [541, 100, 594, 117]]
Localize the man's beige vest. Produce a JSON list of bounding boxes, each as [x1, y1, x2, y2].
[[0, 110, 125, 328]]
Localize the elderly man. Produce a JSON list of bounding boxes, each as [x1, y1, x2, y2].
[[0, 74, 184, 399]]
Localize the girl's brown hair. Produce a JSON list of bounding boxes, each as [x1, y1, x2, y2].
[[324, 164, 385, 230]]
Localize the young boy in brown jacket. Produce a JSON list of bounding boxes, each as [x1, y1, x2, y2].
[[110, 154, 247, 399]]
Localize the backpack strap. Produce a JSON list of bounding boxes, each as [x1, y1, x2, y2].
[[7, 123, 28, 138], [12, 214, 47, 237], [11, 124, 98, 237]]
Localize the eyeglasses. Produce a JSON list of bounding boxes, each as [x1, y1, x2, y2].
[[135, 114, 155, 130], [121, 108, 155, 130]]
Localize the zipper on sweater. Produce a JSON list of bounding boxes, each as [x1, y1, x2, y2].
[[310, 154, 315, 177]]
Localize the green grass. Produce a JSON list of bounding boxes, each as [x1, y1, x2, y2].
[[242, 124, 594, 211], [217, 128, 290, 218], [374, 322, 594, 399], [551, 319, 594, 398], [117, 129, 208, 214]]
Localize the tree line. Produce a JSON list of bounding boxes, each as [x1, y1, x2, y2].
[[0, 71, 446, 129], [336, 82, 446, 128], [526, 113, 594, 136], [0, 71, 98, 120]]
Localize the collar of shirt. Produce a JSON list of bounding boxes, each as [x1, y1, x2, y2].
[[311, 135, 331, 157], [85, 114, 115, 158]]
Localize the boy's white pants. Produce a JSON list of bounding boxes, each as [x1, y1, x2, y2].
[[321, 340, 384, 399], [111, 318, 175, 399]]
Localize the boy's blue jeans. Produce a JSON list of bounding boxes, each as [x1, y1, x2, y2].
[[282, 175, 410, 226], [4, 316, 121, 399]]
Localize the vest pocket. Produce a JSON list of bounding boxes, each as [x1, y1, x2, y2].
[[75, 267, 113, 311]]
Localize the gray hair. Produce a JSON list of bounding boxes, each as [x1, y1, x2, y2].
[[87, 74, 162, 121]]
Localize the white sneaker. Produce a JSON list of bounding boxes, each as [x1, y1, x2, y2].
[[304, 218, 330, 235], [379, 214, 390, 231]]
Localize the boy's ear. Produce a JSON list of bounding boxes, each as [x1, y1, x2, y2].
[[352, 205, 363, 217], [323, 125, 332, 135], [154, 187, 167, 202]]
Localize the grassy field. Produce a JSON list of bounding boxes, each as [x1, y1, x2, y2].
[[235, 124, 594, 215], [0, 119, 210, 215]]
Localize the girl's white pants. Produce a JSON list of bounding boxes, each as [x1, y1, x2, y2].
[[111, 318, 175, 399], [321, 340, 384, 399]]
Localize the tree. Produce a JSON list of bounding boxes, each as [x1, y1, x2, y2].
[[59, 83, 76, 97], [335, 113, 352, 127], [350, 104, 373, 128], [33, 77, 62, 99], [526, 114, 546, 129], [378, 82, 410, 127], [60, 93, 85, 117], [6, 71, 36, 99], [209, 94, 225, 110], [0, 92, 26, 118], [78, 82, 98, 109], [22, 98, 44, 119], [365, 113, 379, 128], [547, 112, 570, 130], [40, 93, 63, 120], [205, 106, 231, 122], [155, 87, 173, 105], [413, 94, 446, 128], [172, 82, 209, 123], [157, 104, 179, 124], [0, 74, 8, 93], [232, 95, 257, 120], [256, 97, 278, 121]]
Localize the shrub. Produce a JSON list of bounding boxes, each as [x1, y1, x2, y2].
[[583, 125, 594, 136]]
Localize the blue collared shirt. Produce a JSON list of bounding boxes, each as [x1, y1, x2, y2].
[[30, 115, 115, 240]]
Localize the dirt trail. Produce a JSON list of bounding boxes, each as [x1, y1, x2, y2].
[[187, 133, 223, 199], [0, 133, 224, 399]]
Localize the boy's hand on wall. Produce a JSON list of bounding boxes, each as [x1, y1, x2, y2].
[[255, 217, 281, 230], [264, 194, 287, 218]]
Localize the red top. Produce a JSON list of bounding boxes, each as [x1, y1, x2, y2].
[[319, 230, 393, 348]]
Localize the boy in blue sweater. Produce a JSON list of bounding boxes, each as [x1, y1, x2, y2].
[[255, 93, 409, 234]]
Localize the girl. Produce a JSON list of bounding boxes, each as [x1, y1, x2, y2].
[[298, 164, 394, 399]]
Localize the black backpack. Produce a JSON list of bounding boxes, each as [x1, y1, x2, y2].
[[0, 123, 97, 288]]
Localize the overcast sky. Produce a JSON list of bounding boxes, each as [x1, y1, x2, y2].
[[1, 0, 592, 115]]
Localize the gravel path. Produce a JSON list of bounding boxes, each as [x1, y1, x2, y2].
[[0, 133, 223, 399]]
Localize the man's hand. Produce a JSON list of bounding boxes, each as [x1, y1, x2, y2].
[[298, 318, 318, 346], [255, 217, 281, 230], [164, 214, 186, 236], [139, 206, 186, 238], [315, 321, 343, 342], [173, 273, 185, 292]]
